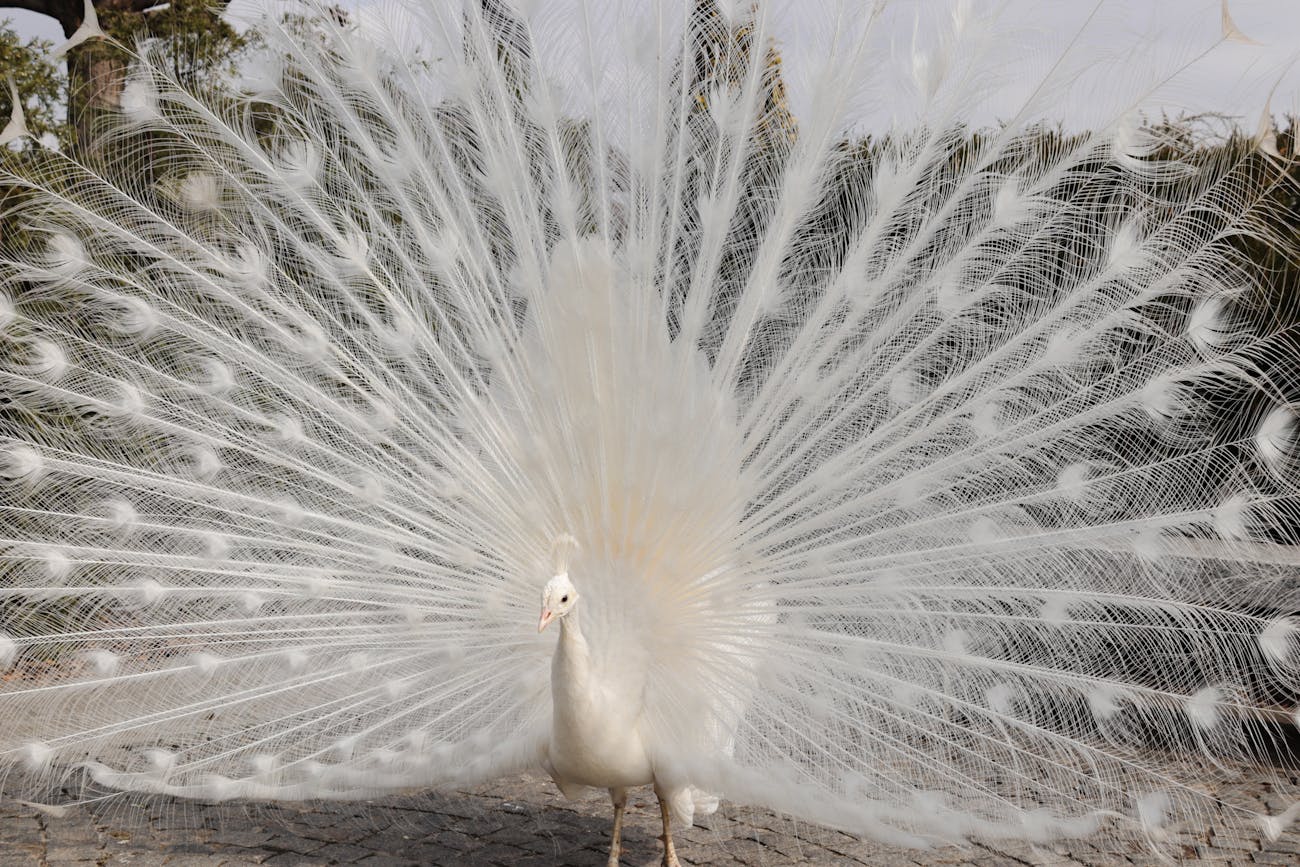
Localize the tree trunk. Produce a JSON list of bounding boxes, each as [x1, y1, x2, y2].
[[67, 45, 125, 149]]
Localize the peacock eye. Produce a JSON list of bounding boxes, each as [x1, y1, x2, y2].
[[561, 595, 568, 603]]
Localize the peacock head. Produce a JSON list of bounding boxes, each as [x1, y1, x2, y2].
[[538, 533, 580, 633], [538, 572, 579, 632]]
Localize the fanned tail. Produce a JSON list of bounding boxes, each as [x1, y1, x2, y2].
[[0, 0, 1297, 849]]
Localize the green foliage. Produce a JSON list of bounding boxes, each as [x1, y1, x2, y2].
[[95, 0, 245, 87], [53, 0, 243, 151], [1, 21, 69, 263], [0, 19, 69, 152]]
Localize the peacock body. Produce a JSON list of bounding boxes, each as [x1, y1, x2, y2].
[[2, 0, 1300, 858]]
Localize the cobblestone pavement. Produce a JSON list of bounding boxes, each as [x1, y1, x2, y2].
[[3, 771, 1299, 866]]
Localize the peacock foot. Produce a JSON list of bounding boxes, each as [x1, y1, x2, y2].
[[657, 832, 682, 867]]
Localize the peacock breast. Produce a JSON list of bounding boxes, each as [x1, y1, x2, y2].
[[549, 642, 655, 789]]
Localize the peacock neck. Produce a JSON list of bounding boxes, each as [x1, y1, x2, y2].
[[557, 607, 587, 657], [553, 608, 593, 705]]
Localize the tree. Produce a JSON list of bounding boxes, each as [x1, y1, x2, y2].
[[0, 0, 242, 150], [2, 18, 66, 243], [0, 18, 67, 151]]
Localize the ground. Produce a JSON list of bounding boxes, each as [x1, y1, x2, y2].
[[2, 771, 1299, 865]]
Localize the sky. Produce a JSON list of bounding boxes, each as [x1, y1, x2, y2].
[[5, 0, 1299, 132]]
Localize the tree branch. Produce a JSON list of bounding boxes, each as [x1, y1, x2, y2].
[[0, 0, 61, 17], [0, 0, 81, 36]]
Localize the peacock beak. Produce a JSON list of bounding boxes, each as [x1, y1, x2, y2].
[[538, 608, 555, 632]]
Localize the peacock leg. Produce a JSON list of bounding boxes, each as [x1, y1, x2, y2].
[[607, 787, 628, 867], [654, 785, 682, 867]]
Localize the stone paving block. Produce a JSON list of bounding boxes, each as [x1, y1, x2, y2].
[[839, 854, 921, 867], [308, 842, 375, 863], [1261, 836, 1300, 854], [42, 825, 100, 845], [513, 835, 562, 855], [485, 824, 544, 847], [427, 829, 476, 851], [288, 824, 366, 845], [259, 854, 327, 867], [7, 769, 1300, 865], [211, 850, 275, 865], [44, 844, 104, 862], [426, 804, 484, 822], [0, 814, 41, 830], [1207, 832, 1262, 851], [468, 842, 530, 862], [507, 856, 568, 867], [260, 834, 329, 855], [150, 815, 212, 832], [275, 812, 333, 829], [392, 843, 457, 863], [352, 856, 419, 867], [114, 853, 177, 866], [208, 828, 275, 848], [722, 836, 773, 858], [449, 819, 507, 839], [157, 843, 220, 856]]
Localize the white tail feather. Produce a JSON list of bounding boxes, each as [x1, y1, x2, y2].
[[0, 0, 1297, 851]]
